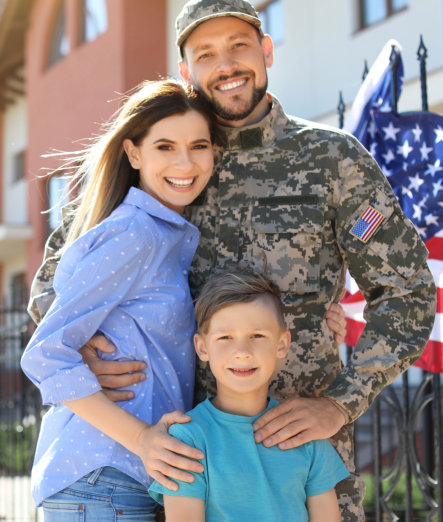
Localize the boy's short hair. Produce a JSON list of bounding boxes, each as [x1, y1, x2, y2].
[[195, 269, 286, 334]]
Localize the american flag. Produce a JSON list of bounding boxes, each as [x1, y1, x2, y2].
[[342, 41, 443, 373]]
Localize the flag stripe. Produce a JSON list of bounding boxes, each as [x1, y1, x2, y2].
[[426, 235, 443, 261], [361, 210, 384, 240], [437, 287, 443, 315], [351, 206, 385, 242], [414, 339, 443, 374], [342, 40, 442, 372]]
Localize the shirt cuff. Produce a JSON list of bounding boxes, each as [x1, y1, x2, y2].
[[321, 395, 351, 425], [39, 364, 102, 406]]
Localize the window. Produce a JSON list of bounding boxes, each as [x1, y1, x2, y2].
[[359, 0, 408, 29], [10, 273, 26, 308], [47, 175, 70, 232], [12, 150, 25, 183], [81, 0, 107, 43], [48, 0, 69, 67], [258, 0, 284, 45]]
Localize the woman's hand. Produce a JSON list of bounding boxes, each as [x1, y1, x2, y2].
[[136, 411, 205, 490]]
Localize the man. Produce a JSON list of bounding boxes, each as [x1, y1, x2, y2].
[[28, 1, 436, 520]]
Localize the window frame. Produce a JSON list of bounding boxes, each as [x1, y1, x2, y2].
[[257, 0, 284, 46], [47, 0, 69, 69], [80, 0, 108, 44], [358, 0, 408, 30]]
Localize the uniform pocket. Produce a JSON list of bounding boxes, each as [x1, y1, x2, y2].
[[251, 197, 324, 294]]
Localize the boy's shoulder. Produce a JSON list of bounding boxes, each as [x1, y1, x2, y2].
[[168, 397, 281, 441]]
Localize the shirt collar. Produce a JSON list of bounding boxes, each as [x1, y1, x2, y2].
[[123, 186, 189, 226], [214, 93, 289, 151]]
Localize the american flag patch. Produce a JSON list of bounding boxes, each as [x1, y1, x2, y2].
[[350, 205, 385, 243]]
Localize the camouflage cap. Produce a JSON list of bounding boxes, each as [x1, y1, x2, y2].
[[176, 0, 263, 49]]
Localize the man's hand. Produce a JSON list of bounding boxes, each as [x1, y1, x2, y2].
[[325, 302, 347, 345], [79, 334, 147, 402], [252, 397, 346, 449], [136, 411, 204, 491]]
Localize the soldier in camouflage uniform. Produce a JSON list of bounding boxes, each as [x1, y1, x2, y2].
[[28, 1, 436, 520]]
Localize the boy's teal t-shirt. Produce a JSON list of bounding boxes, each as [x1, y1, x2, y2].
[[148, 398, 349, 521]]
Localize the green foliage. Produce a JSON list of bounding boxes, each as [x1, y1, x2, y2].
[[362, 472, 437, 521], [0, 421, 37, 475]]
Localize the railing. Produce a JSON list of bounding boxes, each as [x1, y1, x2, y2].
[[339, 35, 442, 521], [0, 301, 41, 522]]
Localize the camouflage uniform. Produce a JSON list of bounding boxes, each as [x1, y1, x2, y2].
[[28, 96, 436, 521], [186, 96, 436, 520]]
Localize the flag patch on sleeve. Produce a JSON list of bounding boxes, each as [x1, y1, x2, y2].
[[350, 205, 385, 243]]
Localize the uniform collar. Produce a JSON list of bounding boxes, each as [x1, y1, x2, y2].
[[214, 93, 288, 151]]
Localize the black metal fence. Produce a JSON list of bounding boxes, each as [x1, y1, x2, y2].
[[338, 35, 442, 521], [1, 312, 441, 521], [0, 300, 41, 522]]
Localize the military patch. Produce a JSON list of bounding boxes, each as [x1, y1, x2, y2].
[[350, 205, 385, 243]]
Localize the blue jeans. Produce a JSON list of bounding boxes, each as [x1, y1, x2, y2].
[[42, 467, 159, 521]]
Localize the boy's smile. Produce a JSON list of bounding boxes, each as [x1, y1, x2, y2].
[[194, 296, 290, 416]]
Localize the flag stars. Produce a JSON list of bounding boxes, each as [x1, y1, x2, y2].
[[425, 159, 443, 177], [368, 119, 377, 139], [397, 140, 413, 159], [382, 121, 401, 141], [433, 178, 443, 197], [408, 173, 425, 191], [382, 149, 395, 164], [412, 204, 422, 221], [369, 143, 379, 158], [424, 214, 439, 227], [434, 125, 443, 143], [412, 124, 422, 142], [420, 141, 433, 161]]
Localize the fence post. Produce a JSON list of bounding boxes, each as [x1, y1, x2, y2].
[[417, 35, 428, 111], [389, 45, 400, 115], [337, 91, 345, 129]]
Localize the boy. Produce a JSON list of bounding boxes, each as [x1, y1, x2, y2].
[[148, 270, 349, 521]]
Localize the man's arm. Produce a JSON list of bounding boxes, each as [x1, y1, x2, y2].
[[163, 495, 205, 522], [306, 489, 340, 522], [254, 135, 436, 448]]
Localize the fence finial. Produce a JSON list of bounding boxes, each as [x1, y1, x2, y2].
[[389, 44, 400, 115], [337, 90, 345, 129], [362, 59, 369, 82], [417, 35, 429, 111]]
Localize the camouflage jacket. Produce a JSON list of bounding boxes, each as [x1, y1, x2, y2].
[[28, 95, 436, 423], [187, 95, 436, 421]]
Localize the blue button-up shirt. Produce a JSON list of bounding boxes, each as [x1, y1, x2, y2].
[[21, 187, 199, 507]]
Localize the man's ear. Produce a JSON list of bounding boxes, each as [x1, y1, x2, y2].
[[179, 60, 193, 86], [276, 330, 291, 359], [261, 34, 274, 68], [194, 333, 209, 361], [123, 138, 140, 169]]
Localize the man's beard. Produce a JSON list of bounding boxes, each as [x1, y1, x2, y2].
[[197, 76, 268, 122]]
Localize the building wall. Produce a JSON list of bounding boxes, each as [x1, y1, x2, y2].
[[3, 97, 27, 225], [24, 0, 167, 286]]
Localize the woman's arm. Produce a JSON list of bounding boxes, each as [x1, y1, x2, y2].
[[306, 488, 340, 522], [62, 391, 204, 488], [163, 495, 205, 522]]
